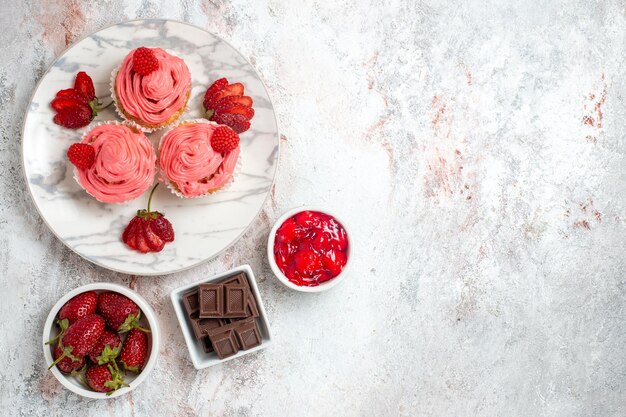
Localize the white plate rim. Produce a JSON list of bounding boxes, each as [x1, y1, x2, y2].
[[21, 19, 281, 276]]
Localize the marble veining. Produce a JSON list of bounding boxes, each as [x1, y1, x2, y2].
[[1, 1, 625, 416], [22, 20, 279, 275]]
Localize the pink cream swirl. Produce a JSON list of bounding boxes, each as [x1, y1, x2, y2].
[[159, 122, 240, 197], [77, 124, 156, 203], [115, 48, 191, 125]]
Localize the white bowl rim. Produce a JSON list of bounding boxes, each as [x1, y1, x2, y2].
[[42, 282, 160, 399], [169, 264, 273, 369], [267, 206, 352, 293]]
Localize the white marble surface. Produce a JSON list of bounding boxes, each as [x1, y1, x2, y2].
[[1, 1, 625, 416]]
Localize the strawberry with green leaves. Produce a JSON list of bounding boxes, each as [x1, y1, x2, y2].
[[51, 71, 111, 129], [119, 328, 149, 373], [97, 291, 150, 333], [88, 330, 122, 365], [84, 363, 128, 395], [48, 314, 105, 369], [122, 184, 175, 253]]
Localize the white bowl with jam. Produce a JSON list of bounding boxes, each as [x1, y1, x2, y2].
[[267, 206, 351, 293]]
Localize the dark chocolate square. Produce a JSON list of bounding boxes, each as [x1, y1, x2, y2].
[[199, 283, 223, 318], [234, 320, 262, 350], [222, 273, 259, 318], [183, 290, 200, 315], [191, 315, 226, 340], [201, 336, 214, 353], [209, 329, 239, 359], [223, 284, 248, 318]]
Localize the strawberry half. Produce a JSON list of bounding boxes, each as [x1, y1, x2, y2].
[[121, 184, 175, 254], [203, 78, 254, 133], [74, 71, 96, 100]]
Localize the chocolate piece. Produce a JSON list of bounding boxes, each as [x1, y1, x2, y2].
[[223, 284, 248, 318], [209, 329, 239, 359], [234, 319, 262, 350], [191, 314, 226, 340], [199, 284, 223, 318], [222, 273, 259, 318], [201, 336, 214, 353], [182, 290, 199, 315]]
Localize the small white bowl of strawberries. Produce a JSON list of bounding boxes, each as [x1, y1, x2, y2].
[[43, 283, 159, 399]]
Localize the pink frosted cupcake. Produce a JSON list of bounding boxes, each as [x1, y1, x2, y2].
[[158, 119, 240, 198], [112, 47, 191, 131], [72, 122, 156, 203]]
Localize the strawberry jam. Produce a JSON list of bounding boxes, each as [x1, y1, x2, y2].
[[274, 210, 349, 287]]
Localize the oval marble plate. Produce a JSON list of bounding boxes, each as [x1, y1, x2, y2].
[[22, 20, 279, 275]]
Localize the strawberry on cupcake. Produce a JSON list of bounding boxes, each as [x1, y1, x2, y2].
[[112, 47, 191, 131], [158, 119, 240, 198]]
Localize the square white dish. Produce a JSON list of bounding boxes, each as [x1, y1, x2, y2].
[[170, 264, 272, 369]]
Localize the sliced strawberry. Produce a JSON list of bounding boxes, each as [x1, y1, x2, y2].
[[74, 71, 95, 100], [51, 97, 91, 112], [206, 83, 244, 109], [53, 105, 93, 129], [122, 217, 140, 244], [211, 112, 250, 134], [203, 78, 229, 108], [220, 104, 254, 120], [142, 220, 165, 252], [135, 230, 151, 253], [55, 88, 89, 103], [150, 216, 174, 242], [125, 219, 141, 250], [214, 95, 253, 111]]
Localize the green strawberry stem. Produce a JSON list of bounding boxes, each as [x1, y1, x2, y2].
[[88, 98, 114, 117], [48, 345, 80, 369], [96, 344, 121, 365], [45, 318, 69, 345], [118, 313, 151, 334], [147, 183, 159, 213]]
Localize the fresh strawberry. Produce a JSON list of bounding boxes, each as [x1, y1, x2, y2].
[[54, 344, 85, 374], [88, 330, 122, 365], [59, 291, 98, 324], [211, 112, 251, 134], [122, 184, 175, 253], [132, 47, 159, 76], [97, 292, 148, 333], [119, 329, 149, 373], [48, 314, 105, 369], [51, 72, 111, 129], [67, 143, 95, 170], [203, 78, 229, 108], [53, 105, 93, 129], [210, 126, 240, 154], [84, 363, 127, 394]]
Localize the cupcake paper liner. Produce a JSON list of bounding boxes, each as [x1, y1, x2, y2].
[[73, 120, 157, 204], [157, 118, 242, 199]]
